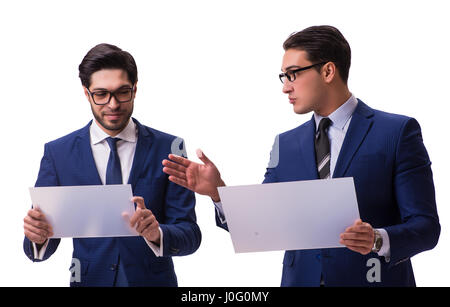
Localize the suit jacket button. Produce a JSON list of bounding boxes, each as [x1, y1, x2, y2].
[[110, 264, 118, 271]]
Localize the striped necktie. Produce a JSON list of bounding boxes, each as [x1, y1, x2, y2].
[[315, 118, 332, 179]]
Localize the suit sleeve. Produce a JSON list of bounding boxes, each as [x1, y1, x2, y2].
[[23, 143, 61, 262], [159, 140, 202, 257], [385, 118, 440, 267]]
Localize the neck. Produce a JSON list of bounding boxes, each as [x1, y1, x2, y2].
[[315, 86, 352, 117]]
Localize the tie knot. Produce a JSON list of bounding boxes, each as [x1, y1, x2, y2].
[[318, 117, 332, 133], [105, 137, 121, 152]]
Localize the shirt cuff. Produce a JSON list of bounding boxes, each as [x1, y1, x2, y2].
[[213, 201, 227, 224], [376, 228, 390, 262], [32, 239, 50, 260], [144, 227, 164, 257]]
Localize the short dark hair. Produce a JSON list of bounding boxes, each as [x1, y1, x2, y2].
[[283, 25, 351, 84], [78, 43, 138, 88]]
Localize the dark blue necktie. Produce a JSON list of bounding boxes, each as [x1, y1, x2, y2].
[[106, 137, 123, 185], [105, 137, 128, 286]]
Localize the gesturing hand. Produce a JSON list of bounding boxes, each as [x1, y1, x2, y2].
[[129, 196, 160, 245], [162, 149, 225, 202]]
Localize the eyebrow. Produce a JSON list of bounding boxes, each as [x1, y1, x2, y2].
[[281, 65, 301, 72], [91, 84, 132, 91]]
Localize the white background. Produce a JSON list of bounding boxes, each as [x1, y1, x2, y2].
[[0, 0, 449, 286]]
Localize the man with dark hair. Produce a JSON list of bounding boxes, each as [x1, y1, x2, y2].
[[23, 43, 201, 287], [162, 26, 440, 286]]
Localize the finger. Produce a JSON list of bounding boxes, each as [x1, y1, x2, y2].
[[340, 237, 371, 247], [167, 154, 191, 167], [28, 209, 53, 232], [168, 175, 189, 189], [343, 244, 371, 255], [24, 223, 51, 240], [340, 234, 372, 248], [340, 232, 371, 241], [129, 209, 151, 227], [122, 212, 131, 227], [162, 166, 187, 180], [162, 159, 187, 173], [24, 230, 47, 244], [131, 196, 146, 210], [136, 215, 156, 234], [27, 208, 46, 221], [24, 215, 52, 231], [345, 224, 373, 233], [196, 149, 214, 166]]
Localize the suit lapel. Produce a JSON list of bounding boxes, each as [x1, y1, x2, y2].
[[297, 116, 320, 180], [75, 121, 103, 185], [332, 99, 374, 178], [127, 118, 154, 187]]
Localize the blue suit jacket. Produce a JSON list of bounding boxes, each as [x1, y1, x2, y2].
[[24, 118, 201, 286], [216, 100, 440, 286]]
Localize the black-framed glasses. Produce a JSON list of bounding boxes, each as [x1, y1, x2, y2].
[[279, 62, 327, 84], [86, 85, 135, 105]]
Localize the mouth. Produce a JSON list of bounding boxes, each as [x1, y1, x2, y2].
[[289, 97, 296, 104], [104, 113, 124, 121]]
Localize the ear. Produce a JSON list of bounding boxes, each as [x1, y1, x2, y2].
[[133, 82, 138, 97], [321, 62, 337, 84], [83, 86, 91, 102]]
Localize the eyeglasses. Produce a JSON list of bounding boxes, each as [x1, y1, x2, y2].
[[86, 85, 135, 105], [279, 62, 327, 84]]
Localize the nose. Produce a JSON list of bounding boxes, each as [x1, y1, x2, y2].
[[108, 95, 120, 110], [282, 81, 293, 94]]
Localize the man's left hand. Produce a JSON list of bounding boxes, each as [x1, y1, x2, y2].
[[129, 196, 161, 245], [339, 219, 374, 255]]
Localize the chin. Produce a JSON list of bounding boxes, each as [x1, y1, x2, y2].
[[293, 105, 309, 115]]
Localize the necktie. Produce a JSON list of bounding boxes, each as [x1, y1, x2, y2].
[[315, 118, 332, 287], [105, 137, 123, 184], [105, 137, 128, 286], [315, 118, 332, 179]]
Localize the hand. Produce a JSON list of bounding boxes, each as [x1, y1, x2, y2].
[[129, 196, 160, 245], [162, 149, 225, 202], [24, 206, 54, 245], [339, 219, 375, 255]]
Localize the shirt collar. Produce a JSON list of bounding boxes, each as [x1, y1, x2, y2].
[[90, 118, 137, 145], [313, 94, 358, 132]]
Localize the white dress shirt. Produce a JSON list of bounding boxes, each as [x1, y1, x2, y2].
[[214, 95, 390, 261], [33, 119, 163, 259]]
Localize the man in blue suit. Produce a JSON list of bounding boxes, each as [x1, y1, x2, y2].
[[23, 43, 201, 286], [161, 26, 440, 286]]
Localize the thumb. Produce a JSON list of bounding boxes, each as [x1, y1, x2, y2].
[[131, 196, 146, 210], [196, 148, 214, 166]]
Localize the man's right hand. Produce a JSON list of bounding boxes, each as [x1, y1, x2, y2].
[[162, 149, 225, 202], [24, 206, 53, 245]]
